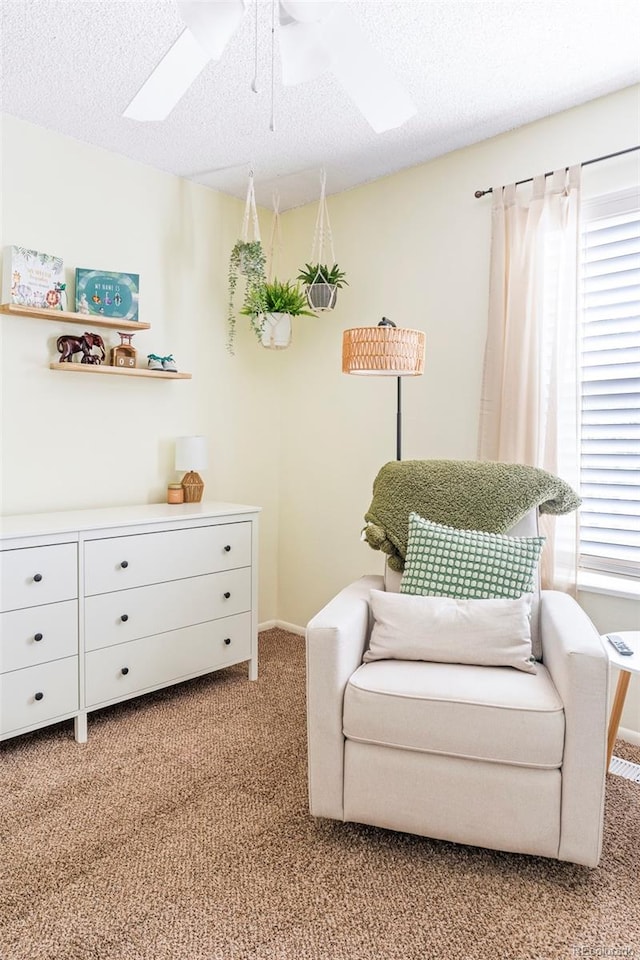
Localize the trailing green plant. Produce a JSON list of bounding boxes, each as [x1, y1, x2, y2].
[[241, 278, 315, 340], [296, 262, 348, 287], [227, 240, 267, 354]]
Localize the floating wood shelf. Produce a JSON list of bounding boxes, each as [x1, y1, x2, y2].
[[49, 363, 191, 380], [1, 302, 151, 331]]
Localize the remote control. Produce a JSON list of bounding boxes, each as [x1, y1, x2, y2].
[[606, 634, 634, 656]]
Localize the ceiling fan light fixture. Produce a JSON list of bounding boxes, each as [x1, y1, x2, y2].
[[177, 0, 248, 60], [279, 0, 335, 23]]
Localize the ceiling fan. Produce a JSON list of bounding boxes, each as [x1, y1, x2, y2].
[[123, 0, 416, 134]]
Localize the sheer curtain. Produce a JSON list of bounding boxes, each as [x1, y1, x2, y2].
[[478, 166, 581, 591]]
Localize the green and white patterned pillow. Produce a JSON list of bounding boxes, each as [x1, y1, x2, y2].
[[400, 513, 545, 600]]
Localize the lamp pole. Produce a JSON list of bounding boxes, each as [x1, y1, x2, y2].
[[378, 318, 402, 461]]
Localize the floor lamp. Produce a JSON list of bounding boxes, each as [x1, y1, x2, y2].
[[342, 318, 426, 460]]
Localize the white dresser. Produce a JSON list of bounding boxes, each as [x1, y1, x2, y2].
[[0, 502, 260, 743]]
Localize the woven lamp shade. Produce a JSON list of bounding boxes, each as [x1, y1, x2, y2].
[[342, 326, 425, 376]]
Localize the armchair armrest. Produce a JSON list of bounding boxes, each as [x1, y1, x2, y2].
[[540, 590, 609, 867], [306, 575, 383, 820]]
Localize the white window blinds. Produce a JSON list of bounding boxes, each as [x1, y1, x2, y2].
[[579, 188, 640, 578]]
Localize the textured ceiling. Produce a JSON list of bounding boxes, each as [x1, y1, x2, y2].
[[2, 1, 639, 210]]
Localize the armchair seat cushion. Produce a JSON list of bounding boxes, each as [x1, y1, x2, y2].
[[344, 659, 565, 768]]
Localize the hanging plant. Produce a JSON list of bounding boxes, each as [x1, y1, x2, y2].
[[241, 279, 314, 350], [227, 171, 268, 354], [298, 170, 346, 313], [227, 239, 266, 354], [296, 262, 348, 311]]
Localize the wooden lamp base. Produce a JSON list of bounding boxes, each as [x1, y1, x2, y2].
[[181, 471, 204, 503]]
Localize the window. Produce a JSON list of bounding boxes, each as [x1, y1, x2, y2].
[[579, 188, 640, 579]]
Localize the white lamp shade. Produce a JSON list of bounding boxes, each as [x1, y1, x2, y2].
[[175, 435, 208, 472]]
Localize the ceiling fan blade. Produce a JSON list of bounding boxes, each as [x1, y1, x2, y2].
[[177, 0, 247, 60], [327, 7, 416, 132], [124, 2, 247, 121], [278, 16, 331, 85], [123, 29, 210, 121]]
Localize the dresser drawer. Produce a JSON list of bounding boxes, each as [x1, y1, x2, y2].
[[85, 612, 251, 707], [0, 600, 78, 672], [1, 543, 78, 612], [84, 567, 251, 651], [1, 657, 78, 736], [84, 522, 251, 596]]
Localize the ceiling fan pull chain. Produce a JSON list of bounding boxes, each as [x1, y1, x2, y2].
[[241, 170, 261, 242], [270, 0, 276, 132], [251, 0, 259, 93], [267, 191, 282, 281]]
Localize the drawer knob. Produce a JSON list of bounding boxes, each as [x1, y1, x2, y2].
[[224, 544, 232, 552], [34, 632, 43, 642], [33, 573, 43, 583], [34, 691, 44, 701], [121, 667, 129, 676], [120, 560, 129, 569], [223, 591, 231, 599], [224, 637, 231, 646], [120, 614, 129, 623]]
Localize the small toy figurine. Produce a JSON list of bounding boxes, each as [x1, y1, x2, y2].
[[55, 281, 67, 310], [56, 331, 106, 363], [78, 293, 90, 314]]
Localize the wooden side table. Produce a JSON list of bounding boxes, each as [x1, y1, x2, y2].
[[603, 630, 639, 770]]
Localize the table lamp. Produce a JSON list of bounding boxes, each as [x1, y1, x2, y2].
[[342, 318, 425, 460], [175, 435, 208, 502]]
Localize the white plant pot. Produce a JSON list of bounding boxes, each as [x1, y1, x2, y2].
[[260, 312, 292, 350]]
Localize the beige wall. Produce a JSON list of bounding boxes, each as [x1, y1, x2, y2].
[[277, 85, 640, 733], [0, 115, 280, 622], [2, 87, 639, 734]]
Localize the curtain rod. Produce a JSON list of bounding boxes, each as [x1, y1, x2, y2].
[[474, 145, 640, 198]]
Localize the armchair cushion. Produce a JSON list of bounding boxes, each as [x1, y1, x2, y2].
[[400, 512, 545, 600], [344, 658, 565, 767], [364, 589, 536, 673]]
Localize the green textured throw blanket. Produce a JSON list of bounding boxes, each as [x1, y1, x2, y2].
[[364, 459, 581, 572]]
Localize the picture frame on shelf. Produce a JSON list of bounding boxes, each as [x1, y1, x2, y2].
[[75, 268, 140, 322], [3, 246, 65, 310]]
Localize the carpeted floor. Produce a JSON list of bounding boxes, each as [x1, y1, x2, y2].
[[1, 628, 638, 960]]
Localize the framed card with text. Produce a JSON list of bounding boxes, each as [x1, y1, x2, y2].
[[75, 268, 140, 321]]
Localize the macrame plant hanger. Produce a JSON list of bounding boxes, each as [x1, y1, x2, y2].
[[267, 190, 282, 283], [240, 171, 261, 254], [307, 169, 338, 310], [260, 190, 292, 351]]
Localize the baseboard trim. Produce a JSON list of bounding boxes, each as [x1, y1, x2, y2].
[[259, 619, 305, 637], [619, 725, 640, 747]]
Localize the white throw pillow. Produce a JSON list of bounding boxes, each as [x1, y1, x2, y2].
[[365, 589, 536, 674]]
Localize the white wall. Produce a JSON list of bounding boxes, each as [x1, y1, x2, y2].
[[0, 116, 280, 623], [277, 85, 640, 733], [2, 88, 638, 735]]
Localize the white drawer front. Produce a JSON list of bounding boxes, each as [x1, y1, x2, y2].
[[85, 612, 251, 707], [84, 522, 251, 596], [0, 600, 78, 672], [1, 657, 79, 735], [1, 543, 78, 612], [84, 567, 251, 651]]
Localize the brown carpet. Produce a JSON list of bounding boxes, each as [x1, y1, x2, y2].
[[1, 628, 638, 960]]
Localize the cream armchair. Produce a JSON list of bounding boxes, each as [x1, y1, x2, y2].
[[306, 514, 609, 867]]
